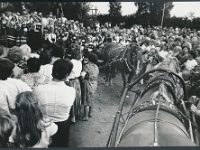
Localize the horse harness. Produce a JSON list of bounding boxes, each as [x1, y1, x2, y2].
[[99, 44, 133, 70], [107, 44, 137, 72]]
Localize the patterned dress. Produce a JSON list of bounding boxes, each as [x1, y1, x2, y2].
[[82, 62, 99, 106], [21, 72, 50, 90]]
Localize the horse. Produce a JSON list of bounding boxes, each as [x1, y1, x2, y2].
[[101, 43, 143, 91], [107, 57, 199, 146]]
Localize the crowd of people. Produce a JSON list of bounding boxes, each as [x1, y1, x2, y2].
[[1, 9, 200, 147]]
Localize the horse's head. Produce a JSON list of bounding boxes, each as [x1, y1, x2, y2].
[[126, 44, 143, 74]]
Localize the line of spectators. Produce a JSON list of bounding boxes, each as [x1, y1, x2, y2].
[[0, 37, 100, 147]]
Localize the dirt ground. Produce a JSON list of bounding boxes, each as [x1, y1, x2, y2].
[[68, 71, 140, 147]]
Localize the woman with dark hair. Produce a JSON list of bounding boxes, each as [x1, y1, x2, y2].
[[21, 58, 50, 89], [50, 46, 64, 64], [183, 52, 197, 71], [38, 50, 51, 65], [38, 46, 64, 80], [10, 91, 58, 148], [0, 59, 32, 113], [34, 59, 75, 147], [38, 50, 53, 80], [81, 53, 99, 121]]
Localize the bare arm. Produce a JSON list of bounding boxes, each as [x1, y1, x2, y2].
[[48, 34, 53, 43], [191, 104, 200, 116]]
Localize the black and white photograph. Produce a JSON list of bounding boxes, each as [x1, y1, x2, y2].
[[0, 1, 200, 148]]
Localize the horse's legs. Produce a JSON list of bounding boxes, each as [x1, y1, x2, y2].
[[121, 71, 127, 93], [127, 71, 135, 84], [108, 65, 113, 85], [105, 66, 109, 82], [105, 65, 111, 86]]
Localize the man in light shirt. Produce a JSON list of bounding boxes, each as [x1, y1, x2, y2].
[[0, 59, 32, 113], [34, 59, 75, 147], [39, 46, 64, 80]]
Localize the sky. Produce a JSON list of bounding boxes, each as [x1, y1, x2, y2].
[[90, 2, 200, 18]]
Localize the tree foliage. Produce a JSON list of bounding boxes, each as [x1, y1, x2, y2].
[[62, 2, 91, 23], [108, 2, 122, 26], [0, 2, 22, 13], [108, 2, 122, 17], [187, 12, 195, 21], [0, 2, 91, 23], [134, 2, 174, 26]]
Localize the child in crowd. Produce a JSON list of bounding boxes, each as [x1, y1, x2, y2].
[[9, 91, 58, 148]]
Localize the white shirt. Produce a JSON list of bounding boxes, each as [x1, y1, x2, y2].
[[33, 81, 76, 122], [67, 59, 82, 80], [184, 59, 198, 71], [32, 120, 58, 148], [0, 78, 32, 112], [39, 64, 53, 80], [61, 17, 67, 23], [9, 119, 58, 148], [158, 50, 169, 59], [30, 53, 40, 58]]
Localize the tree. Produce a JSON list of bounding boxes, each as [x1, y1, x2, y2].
[[108, 2, 122, 26], [187, 12, 195, 21], [134, 2, 174, 27], [62, 2, 91, 24], [0, 2, 22, 13], [0, 2, 55, 16]]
